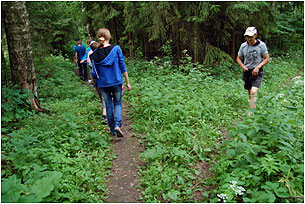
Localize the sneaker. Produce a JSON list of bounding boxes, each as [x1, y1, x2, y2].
[[102, 115, 107, 124], [115, 127, 124, 137]]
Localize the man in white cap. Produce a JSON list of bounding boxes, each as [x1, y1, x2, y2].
[[236, 26, 270, 116]]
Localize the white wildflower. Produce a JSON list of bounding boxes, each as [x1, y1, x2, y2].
[[291, 76, 303, 87], [291, 76, 301, 81], [276, 93, 285, 99], [229, 180, 246, 196], [217, 193, 228, 203], [230, 180, 237, 185], [294, 80, 303, 86]]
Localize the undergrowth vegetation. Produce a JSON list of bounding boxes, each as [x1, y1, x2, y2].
[[210, 56, 304, 203], [126, 51, 304, 202], [1, 56, 113, 202], [1, 50, 303, 203]]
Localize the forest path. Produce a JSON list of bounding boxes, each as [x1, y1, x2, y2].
[[76, 69, 143, 202], [105, 101, 143, 203]]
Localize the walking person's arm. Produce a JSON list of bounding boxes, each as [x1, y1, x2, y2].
[[123, 72, 131, 91], [80, 59, 87, 64], [236, 55, 248, 72], [252, 53, 269, 76], [74, 52, 78, 63], [80, 49, 89, 64], [116, 46, 131, 91]]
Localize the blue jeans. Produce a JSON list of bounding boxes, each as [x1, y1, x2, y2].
[[98, 84, 122, 135]]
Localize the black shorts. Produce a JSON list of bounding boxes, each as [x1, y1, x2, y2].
[[243, 68, 263, 90]]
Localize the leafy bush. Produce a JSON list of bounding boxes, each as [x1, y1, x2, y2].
[[1, 48, 303, 203], [1, 55, 113, 202], [125, 50, 303, 202], [1, 85, 35, 134], [126, 56, 247, 202], [209, 74, 304, 203]]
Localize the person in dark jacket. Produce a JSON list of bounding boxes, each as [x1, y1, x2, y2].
[[91, 28, 131, 137], [74, 38, 88, 81]]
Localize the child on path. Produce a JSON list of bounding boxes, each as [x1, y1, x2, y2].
[[82, 40, 96, 68], [236, 27, 269, 116], [90, 28, 131, 137], [80, 39, 93, 82], [89, 41, 107, 121], [73, 39, 85, 68], [74, 38, 88, 82], [73, 39, 85, 51]]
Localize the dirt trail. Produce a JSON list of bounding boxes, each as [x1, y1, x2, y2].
[[105, 101, 143, 203], [75, 69, 144, 202]]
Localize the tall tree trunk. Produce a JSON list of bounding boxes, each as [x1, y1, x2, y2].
[[2, 1, 44, 112], [86, 23, 92, 40], [143, 36, 146, 59], [86, 21, 96, 40], [128, 32, 134, 59], [1, 47, 9, 87], [114, 18, 118, 44], [172, 20, 182, 67], [194, 23, 199, 62], [231, 30, 236, 60], [83, 2, 96, 40]]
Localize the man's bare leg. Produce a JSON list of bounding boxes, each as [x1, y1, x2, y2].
[[248, 86, 258, 116]]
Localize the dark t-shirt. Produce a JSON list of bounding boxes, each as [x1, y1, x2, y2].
[[74, 44, 86, 60], [90, 45, 115, 63]]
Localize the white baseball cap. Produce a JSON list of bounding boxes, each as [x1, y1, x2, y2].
[[244, 27, 257, 36]]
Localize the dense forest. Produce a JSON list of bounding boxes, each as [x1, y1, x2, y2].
[[1, 1, 304, 203], [2, 2, 304, 68]]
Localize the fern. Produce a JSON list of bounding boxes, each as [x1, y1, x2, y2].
[[203, 43, 234, 67]]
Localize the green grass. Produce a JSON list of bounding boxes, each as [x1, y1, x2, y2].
[[209, 54, 304, 203], [125, 51, 304, 202], [1, 55, 113, 202], [1, 50, 303, 203]]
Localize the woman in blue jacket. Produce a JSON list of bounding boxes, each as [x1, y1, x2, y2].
[[90, 28, 131, 137]]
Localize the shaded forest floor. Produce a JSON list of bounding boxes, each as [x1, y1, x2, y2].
[[86, 57, 304, 202], [1, 53, 303, 203], [79, 71, 143, 202], [105, 101, 143, 203]]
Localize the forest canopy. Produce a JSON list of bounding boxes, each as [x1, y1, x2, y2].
[[3, 1, 303, 65]]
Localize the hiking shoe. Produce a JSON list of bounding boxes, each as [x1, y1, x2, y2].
[[102, 115, 107, 124], [115, 127, 124, 137]]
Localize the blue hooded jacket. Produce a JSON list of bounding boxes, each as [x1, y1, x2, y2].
[[91, 45, 127, 88]]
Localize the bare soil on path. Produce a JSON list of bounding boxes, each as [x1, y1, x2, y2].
[[105, 101, 143, 203], [76, 69, 144, 203]]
